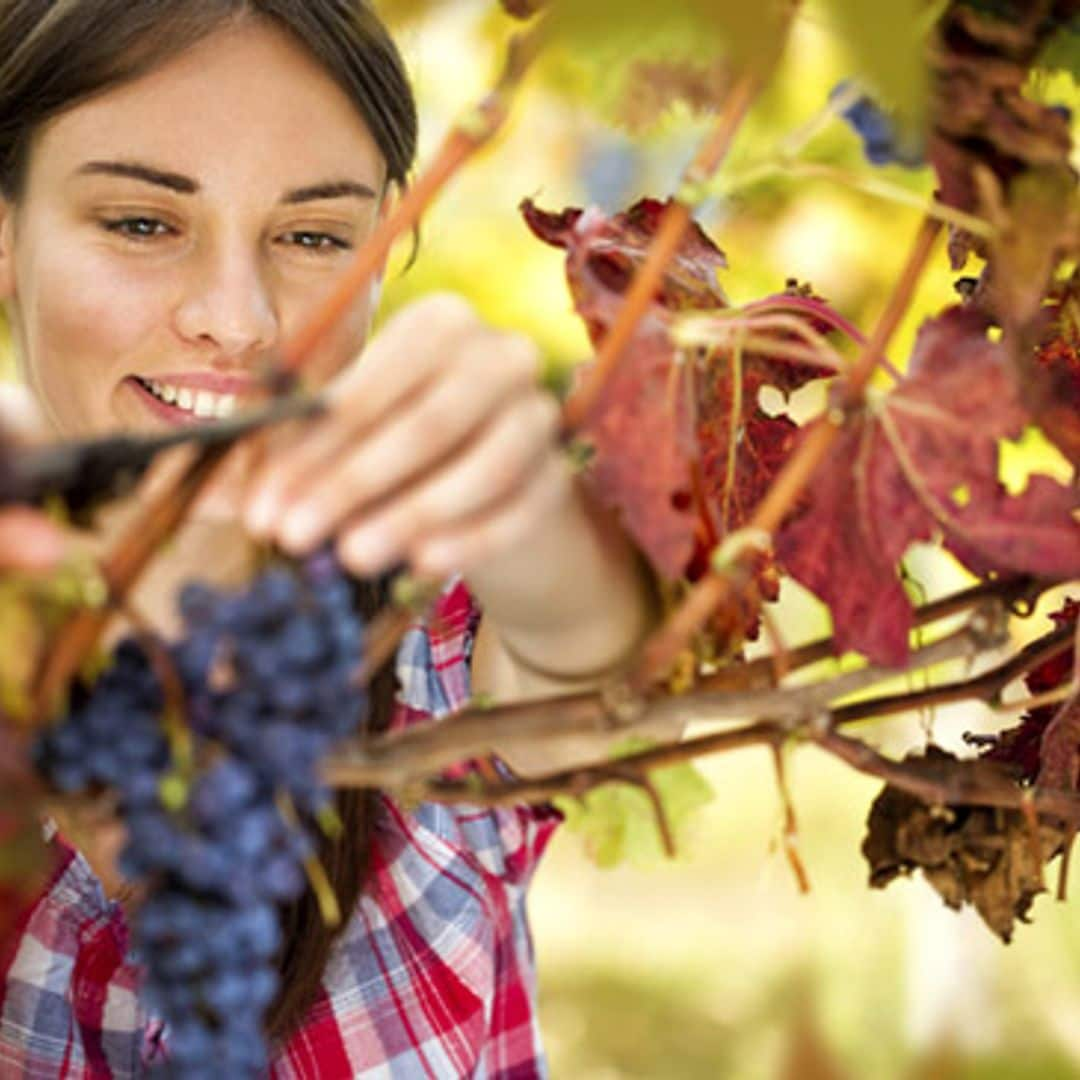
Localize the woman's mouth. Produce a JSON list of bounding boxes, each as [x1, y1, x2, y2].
[[128, 376, 240, 424]]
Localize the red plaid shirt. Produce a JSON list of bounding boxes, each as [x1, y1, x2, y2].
[[0, 583, 560, 1077]]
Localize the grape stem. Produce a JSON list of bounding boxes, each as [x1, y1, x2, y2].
[[30, 445, 231, 723]]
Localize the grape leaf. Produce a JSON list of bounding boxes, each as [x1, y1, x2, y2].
[[694, 287, 837, 535], [552, 737, 713, 868], [819, 0, 928, 137], [523, 199, 836, 582], [535, 0, 793, 132], [583, 330, 699, 578], [523, 197, 728, 577], [521, 198, 729, 345], [618, 57, 732, 132], [1036, 9, 1080, 79], [1023, 273, 1080, 468], [983, 168, 1080, 333], [863, 745, 1065, 943], [983, 599, 1077, 783], [776, 305, 1080, 666]]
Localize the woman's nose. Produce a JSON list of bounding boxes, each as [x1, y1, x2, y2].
[[173, 239, 278, 358]]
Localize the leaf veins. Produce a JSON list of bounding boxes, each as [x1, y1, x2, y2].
[[776, 305, 1080, 666]]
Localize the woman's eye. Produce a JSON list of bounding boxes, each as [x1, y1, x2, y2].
[[279, 230, 351, 254], [100, 216, 174, 240]]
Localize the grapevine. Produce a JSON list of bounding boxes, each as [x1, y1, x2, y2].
[[0, 0, 1078, 1070]]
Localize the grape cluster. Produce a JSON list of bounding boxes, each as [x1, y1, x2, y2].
[[177, 548, 366, 816], [831, 81, 925, 168], [34, 552, 369, 1077], [33, 638, 169, 798]]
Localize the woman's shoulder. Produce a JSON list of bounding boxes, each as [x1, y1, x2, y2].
[[0, 836, 151, 1077]]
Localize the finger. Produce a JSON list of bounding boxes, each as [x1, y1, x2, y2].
[[407, 452, 572, 579], [0, 507, 66, 572], [332, 393, 560, 572], [244, 294, 478, 530], [263, 337, 542, 554]]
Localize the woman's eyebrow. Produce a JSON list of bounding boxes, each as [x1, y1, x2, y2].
[[74, 160, 198, 194], [280, 180, 378, 204]]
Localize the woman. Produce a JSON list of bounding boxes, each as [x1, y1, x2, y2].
[[0, 1, 653, 1076]]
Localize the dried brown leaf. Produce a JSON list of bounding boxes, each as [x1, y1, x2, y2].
[[863, 746, 1065, 942]]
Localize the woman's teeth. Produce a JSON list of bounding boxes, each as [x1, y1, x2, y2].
[[142, 379, 237, 419]]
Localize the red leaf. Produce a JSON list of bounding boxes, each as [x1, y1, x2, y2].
[[694, 283, 837, 534], [522, 197, 728, 576], [984, 599, 1078, 784], [584, 329, 698, 578], [525, 199, 841, 582], [521, 197, 728, 345], [777, 307, 1080, 666], [1024, 276, 1080, 467]]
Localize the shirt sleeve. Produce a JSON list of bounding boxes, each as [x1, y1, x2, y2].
[[392, 580, 562, 889]]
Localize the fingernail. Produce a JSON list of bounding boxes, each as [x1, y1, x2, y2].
[[245, 493, 278, 536], [280, 507, 321, 551]]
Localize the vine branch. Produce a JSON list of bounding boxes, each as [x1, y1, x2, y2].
[[323, 581, 1069, 794]]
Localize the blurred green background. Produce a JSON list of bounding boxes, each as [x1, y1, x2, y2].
[[375, 4, 1080, 1079]]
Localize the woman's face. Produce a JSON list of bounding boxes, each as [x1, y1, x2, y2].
[[0, 19, 388, 438]]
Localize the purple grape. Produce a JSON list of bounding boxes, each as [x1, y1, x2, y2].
[[831, 81, 925, 168]]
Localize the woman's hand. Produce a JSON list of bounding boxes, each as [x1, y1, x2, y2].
[[243, 292, 654, 717], [0, 506, 65, 571], [242, 294, 570, 580]]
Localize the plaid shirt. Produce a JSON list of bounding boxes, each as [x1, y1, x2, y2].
[[0, 582, 560, 1078]]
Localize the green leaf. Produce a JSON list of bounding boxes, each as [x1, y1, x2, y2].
[[817, 0, 930, 138], [553, 737, 714, 868], [1036, 16, 1080, 82], [0, 559, 103, 722], [536, 0, 793, 132]]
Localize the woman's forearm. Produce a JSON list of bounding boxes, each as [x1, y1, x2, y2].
[[467, 475, 655, 698]]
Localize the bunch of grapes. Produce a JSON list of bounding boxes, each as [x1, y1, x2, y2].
[[831, 81, 925, 168], [34, 551, 369, 1077]]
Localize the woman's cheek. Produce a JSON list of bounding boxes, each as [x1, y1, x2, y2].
[[28, 249, 173, 436]]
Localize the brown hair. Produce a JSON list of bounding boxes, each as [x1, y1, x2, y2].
[[0, 0, 417, 198], [0, 0, 416, 1042], [269, 572, 400, 1041]]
